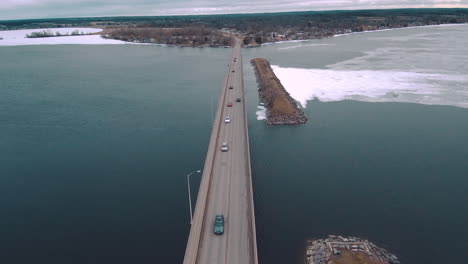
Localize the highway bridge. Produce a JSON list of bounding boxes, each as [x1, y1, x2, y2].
[[183, 39, 258, 264]]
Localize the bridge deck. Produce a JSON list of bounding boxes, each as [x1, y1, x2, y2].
[[183, 39, 258, 264]]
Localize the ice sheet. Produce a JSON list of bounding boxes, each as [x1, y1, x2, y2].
[[0, 28, 128, 46], [271, 65, 468, 108]]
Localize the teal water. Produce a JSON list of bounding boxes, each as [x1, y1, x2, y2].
[[241, 24, 468, 264], [1, 26, 468, 264], [0, 45, 229, 263], [247, 100, 468, 264]]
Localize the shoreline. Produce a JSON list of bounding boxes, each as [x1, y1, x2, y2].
[[333, 22, 468, 37], [260, 23, 468, 46], [0, 27, 132, 46], [1, 23, 467, 47]]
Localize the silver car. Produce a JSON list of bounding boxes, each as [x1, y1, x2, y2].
[[221, 142, 229, 152]]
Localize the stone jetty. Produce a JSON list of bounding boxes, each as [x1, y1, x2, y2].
[[251, 58, 307, 125], [306, 235, 400, 264]]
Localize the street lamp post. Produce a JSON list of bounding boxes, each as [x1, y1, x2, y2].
[[187, 169, 201, 225]]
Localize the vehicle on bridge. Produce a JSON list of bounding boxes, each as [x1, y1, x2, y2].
[[221, 142, 229, 152], [214, 215, 225, 235], [227, 103, 233, 107], [224, 116, 231, 123]]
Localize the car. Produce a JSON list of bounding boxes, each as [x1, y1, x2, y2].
[[227, 103, 233, 107], [214, 215, 224, 235], [221, 142, 229, 152], [236, 98, 241, 102], [224, 116, 231, 123], [229, 86, 233, 89], [231, 70, 235, 73]]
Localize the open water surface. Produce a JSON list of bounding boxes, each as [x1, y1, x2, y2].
[[0, 45, 229, 263], [1, 25, 468, 264], [242, 24, 468, 264]]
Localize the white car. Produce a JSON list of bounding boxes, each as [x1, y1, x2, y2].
[[221, 142, 229, 152], [224, 116, 231, 123]]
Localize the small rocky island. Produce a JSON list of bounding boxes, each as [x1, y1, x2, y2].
[[306, 235, 400, 264], [251, 58, 307, 125]]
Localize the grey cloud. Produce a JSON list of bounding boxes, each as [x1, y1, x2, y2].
[[1, 0, 468, 20]]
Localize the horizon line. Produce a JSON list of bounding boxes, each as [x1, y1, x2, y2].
[[2, 6, 468, 23]]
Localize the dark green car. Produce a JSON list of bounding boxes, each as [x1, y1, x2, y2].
[[214, 215, 224, 235]]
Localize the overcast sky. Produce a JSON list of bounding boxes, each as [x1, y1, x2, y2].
[[1, 0, 467, 20]]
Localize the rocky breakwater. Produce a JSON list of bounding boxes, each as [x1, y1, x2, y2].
[[251, 58, 307, 125], [306, 235, 400, 264]]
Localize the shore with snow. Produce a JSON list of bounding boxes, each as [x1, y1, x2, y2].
[[0, 28, 130, 46], [260, 23, 468, 46]]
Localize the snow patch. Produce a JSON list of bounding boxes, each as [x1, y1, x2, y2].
[[256, 106, 267, 120], [277, 43, 335, 50], [0, 28, 129, 46], [333, 23, 468, 38], [271, 65, 468, 108]]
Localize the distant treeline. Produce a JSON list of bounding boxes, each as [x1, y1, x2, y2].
[[1, 8, 467, 46], [25, 29, 88, 38], [1, 8, 467, 30]]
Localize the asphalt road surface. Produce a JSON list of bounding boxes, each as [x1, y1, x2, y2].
[[183, 39, 258, 264]]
